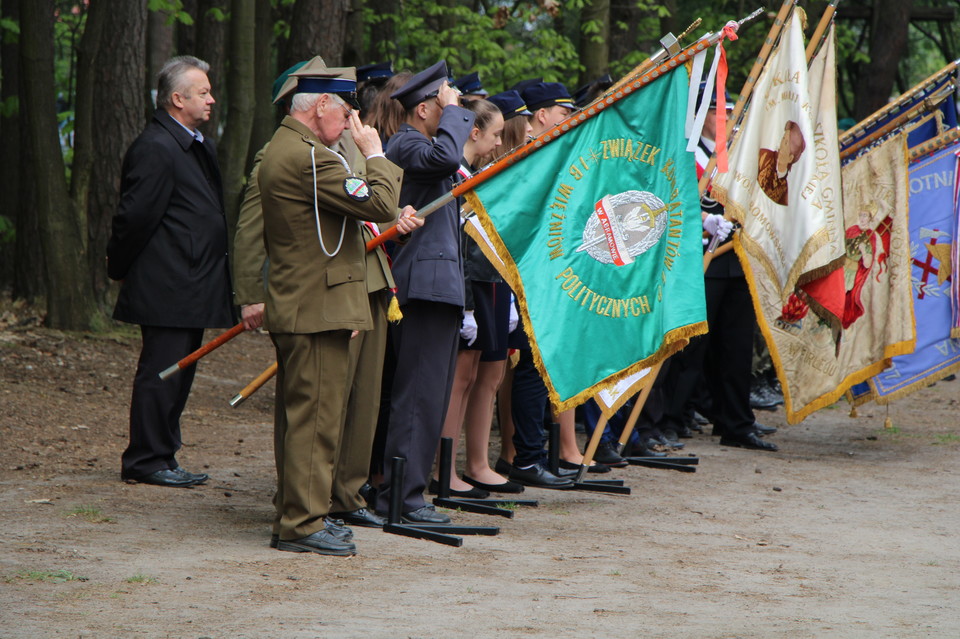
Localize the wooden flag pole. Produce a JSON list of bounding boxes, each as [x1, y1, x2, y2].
[[840, 59, 959, 148], [159, 323, 245, 380], [839, 82, 955, 161], [229, 361, 278, 407], [805, 0, 839, 62], [698, 0, 800, 197]]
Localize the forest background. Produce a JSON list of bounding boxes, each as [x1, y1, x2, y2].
[[0, 0, 956, 331]]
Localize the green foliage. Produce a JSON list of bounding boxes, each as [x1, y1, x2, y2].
[[0, 215, 14, 244], [0, 96, 17, 119], [1, 16, 20, 37], [148, 0, 195, 26], [366, 0, 581, 92], [125, 574, 158, 584]]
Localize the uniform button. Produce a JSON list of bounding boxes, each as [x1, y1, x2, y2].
[[439, 252, 444, 257]]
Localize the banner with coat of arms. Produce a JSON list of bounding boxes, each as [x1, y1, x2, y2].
[[463, 66, 707, 411], [711, 16, 847, 312], [748, 134, 915, 422], [857, 142, 960, 402]]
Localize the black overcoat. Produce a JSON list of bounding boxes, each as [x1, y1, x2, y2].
[[107, 109, 235, 328]]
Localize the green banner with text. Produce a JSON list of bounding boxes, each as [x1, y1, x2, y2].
[[466, 67, 707, 410]]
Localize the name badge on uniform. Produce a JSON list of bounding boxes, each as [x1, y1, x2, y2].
[[343, 177, 371, 202]]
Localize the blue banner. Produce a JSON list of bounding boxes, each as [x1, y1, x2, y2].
[[868, 142, 960, 400]]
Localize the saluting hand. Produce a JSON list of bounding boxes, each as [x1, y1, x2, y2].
[[436, 81, 461, 108], [349, 110, 384, 158]]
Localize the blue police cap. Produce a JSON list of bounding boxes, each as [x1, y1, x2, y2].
[[573, 74, 612, 107], [453, 72, 487, 97], [521, 82, 577, 112], [697, 81, 734, 111], [487, 90, 532, 121], [510, 78, 542, 93], [391, 60, 450, 110], [358, 61, 394, 84]]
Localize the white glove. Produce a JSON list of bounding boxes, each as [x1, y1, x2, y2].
[[703, 214, 733, 242], [461, 310, 478, 346], [508, 294, 519, 332]]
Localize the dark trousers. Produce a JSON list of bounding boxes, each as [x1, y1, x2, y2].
[[121, 325, 203, 479], [510, 348, 549, 468], [332, 292, 389, 513], [377, 300, 461, 513], [702, 276, 756, 437]]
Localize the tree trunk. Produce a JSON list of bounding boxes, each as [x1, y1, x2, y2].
[[286, 0, 348, 68], [247, 0, 275, 174], [364, 0, 396, 62], [177, 0, 197, 55], [146, 3, 175, 115], [218, 0, 255, 257], [196, 0, 228, 140], [854, 0, 912, 118], [578, 0, 610, 87], [73, 0, 147, 311], [19, 0, 99, 329], [1, 0, 22, 291], [343, 0, 364, 67]]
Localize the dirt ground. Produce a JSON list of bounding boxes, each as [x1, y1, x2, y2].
[[1, 303, 959, 638]]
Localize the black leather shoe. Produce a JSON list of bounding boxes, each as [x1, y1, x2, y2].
[[329, 508, 385, 528], [128, 469, 202, 487], [270, 534, 279, 548], [720, 432, 779, 452], [493, 457, 513, 476], [656, 432, 686, 449], [509, 464, 574, 489], [171, 467, 209, 484], [462, 475, 525, 494], [358, 482, 377, 506], [559, 459, 611, 474], [593, 442, 628, 467], [754, 422, 778, 436], [323, 517, 354, 542], [277, 529, 356, 556], [402, 505, 451, 524], [675, 423, 694, 438], [623, 441, 667, 458], [428, 479, 490, 499]]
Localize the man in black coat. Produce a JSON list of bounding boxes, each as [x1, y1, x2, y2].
[[107, 56, 237, 487]]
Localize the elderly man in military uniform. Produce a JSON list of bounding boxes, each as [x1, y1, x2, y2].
[[375, 61, 476, 523], [260, 61, 412, 556]]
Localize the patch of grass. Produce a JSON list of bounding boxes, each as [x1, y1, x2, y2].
[[7, 569, 88, 584], [934, 433, 960, 444], [65, 505, 113, 523], [877, 426, 902, 436], [125, 574, 157, 585], [607, 570, 622, 576], [495, 501, 519, 511], [922, 561, 940, 567], [551, 508, 571, 516]]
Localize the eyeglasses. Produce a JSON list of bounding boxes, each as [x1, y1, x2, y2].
[[330, 94, 353, 120]]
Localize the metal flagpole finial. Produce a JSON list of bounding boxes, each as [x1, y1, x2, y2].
[[677, 18, 702, 42], [739, 7, 766, 26]]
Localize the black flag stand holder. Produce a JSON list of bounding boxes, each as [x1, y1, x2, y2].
[[382, 456, 500, 547], [547, 422, 631, 494], [432, 438, 538, 517], [621, 452, 699, 473]]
